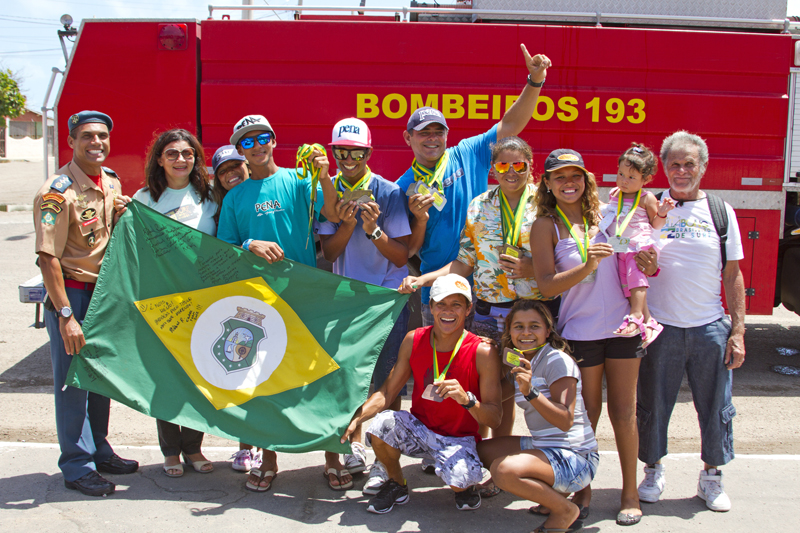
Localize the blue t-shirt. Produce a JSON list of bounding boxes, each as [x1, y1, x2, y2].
[[316, 173, 411, 289], [396, 124, 498, 303], [217, 167, 323, 267]]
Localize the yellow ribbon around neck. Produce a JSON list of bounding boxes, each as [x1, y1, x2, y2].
[[555, 205, 589, 263], [334, 167, 372, 198], [615, 189, 641, 237], [432, 330, 467, 383], [412, 151, 450, 191], [295, 143, 326, 248], [499, 185, 531, 247]]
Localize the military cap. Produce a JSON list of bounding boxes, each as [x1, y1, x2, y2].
[[68, 110, 114, 133]]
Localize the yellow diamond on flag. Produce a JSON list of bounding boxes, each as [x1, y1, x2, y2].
[[136, 277, 340, 409]]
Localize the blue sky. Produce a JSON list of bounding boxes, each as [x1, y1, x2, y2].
[[2, 0, 798, 113]]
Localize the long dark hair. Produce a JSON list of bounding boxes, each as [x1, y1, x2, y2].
[[501, 299, 572, 357], [143, 129, 210, 203]]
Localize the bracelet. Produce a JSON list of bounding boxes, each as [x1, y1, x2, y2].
[[656, 213, 667, 219], [242, 239, 254, 251], [527, 74, 544, 88]]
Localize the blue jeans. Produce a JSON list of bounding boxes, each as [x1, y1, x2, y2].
[[372, 304, 410, 396], [520, 438, 599, 493], [637, 317, 736, 466], [44, 286, 114, 481]]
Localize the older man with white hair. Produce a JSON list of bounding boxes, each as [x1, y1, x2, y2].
[[636, 131, 745, 513]]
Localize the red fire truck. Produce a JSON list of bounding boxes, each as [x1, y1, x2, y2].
[[43, 1, 800, 316]]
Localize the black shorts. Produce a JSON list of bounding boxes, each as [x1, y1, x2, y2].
[[569, 336, 645, 368]]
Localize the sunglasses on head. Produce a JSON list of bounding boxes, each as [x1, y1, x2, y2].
[[332, 147, 369, 162], [163, 148, 195, 161], [493, 161, 529, 174], [239, 132, 272, 150]]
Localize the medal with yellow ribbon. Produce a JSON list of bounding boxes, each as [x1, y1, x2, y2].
[[296, 143, 327, 248], [334, 167, 373, 199], [614, 189, 641, 238], [412, 152, 450, 191], [499, 185, 531, 248], [555, 205, 589, 263], [432, 330, 467, 383]]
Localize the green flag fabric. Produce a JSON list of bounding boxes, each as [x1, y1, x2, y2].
[[65, 200, 409, 454]]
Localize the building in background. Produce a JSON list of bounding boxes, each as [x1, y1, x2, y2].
[[1, 109, 53, 160]]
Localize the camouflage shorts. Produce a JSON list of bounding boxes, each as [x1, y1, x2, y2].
[[365, 410, 483, 489]]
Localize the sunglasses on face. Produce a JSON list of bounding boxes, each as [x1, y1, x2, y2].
[[163, 148, 195, 161], [493, 161, 529, 174], [332, 148, 368, 161], [239, 132, 272, 150]]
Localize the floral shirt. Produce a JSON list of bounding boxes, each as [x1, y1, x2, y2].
[[457, 184, 547, 303]]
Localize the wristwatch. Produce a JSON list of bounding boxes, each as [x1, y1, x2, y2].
[[527, 74, 545, 88], [462, 391, 477, 410], [366, 226, 382, 241], [524, 387, 540, 401], [59, 306, 73, 319]]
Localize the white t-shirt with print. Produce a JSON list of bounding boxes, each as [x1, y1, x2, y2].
[[648, 190, 744, 328], [133, 184, 217, 236]]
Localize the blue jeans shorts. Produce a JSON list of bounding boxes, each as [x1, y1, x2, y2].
[[520, 437, 599, 493]]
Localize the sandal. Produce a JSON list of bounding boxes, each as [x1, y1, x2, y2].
[[245, 468, 277, 492], [183, 454, 213, 474], [479, 481, 503, 498], [529, 504, 589, 520], [616, 511, 642, 526], [613, 315, 642, 338], [162, 461, 184, 478], [324, 467, 353, 491], [641, 318, 663, 349], [531, 519, 584, 533]]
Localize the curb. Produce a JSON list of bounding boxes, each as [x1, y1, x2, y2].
[[0, 204, 33, 212]]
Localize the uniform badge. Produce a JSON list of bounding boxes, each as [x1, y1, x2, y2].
[[42, 192, 65, 204], [41, 212, 57, 226], [75, 193, 88, 209], [80, 208, 97, 221], [40, 201, 63, 213], [212, 307, 267, 373], [51, 175, 73, 193], [87, 230, 96, 248], [70, 114, 79, 124]]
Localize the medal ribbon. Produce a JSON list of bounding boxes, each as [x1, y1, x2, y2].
[[555, 205, 589, 263], [432, 330, 467, 383], [334, 167, 372, 199], [499, 185, 531, 247], [614, 189, 641, 238], [295, 143, 327, 248], [412, 151, 450, 191]]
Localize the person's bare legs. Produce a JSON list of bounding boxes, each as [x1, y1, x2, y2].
[[371, 436, 404, 484], [247, 449, 278, 489], [568, 363, 605, 509], [324, 451, 353, 488], [605, 357, 643, 519]]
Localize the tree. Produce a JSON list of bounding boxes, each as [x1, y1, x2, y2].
[[0, 69, 26, 119]]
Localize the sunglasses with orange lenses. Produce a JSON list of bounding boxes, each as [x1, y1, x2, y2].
[[493, 161, 529, 174]]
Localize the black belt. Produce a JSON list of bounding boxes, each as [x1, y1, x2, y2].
[[475, 299, 515, 315]]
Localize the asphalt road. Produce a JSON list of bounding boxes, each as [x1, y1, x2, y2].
[[2, 159, 800, 531]]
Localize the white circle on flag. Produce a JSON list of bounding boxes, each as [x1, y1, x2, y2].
[[191, 296, 287, 390]]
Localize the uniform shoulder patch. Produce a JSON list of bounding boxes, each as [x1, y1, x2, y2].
[[42, 192, 66, 204], [102, 166, 118, 177], [41, 211, 57, 226], [50, 175, 73, 193]]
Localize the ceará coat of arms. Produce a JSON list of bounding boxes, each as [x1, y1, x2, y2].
[[212, 307, 267, 373]]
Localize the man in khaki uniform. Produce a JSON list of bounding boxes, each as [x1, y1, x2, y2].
[[34, 110, 138, 497]]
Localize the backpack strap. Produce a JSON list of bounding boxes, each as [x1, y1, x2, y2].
[[705, 193, 729, 271]]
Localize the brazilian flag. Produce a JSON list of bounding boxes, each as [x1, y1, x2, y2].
[[66, 201, 408, 453]]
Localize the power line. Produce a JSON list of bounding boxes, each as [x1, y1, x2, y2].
[[0, 48, 61, 55]]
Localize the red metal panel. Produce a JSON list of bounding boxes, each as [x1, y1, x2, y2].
[[57, 20, 200, 194]]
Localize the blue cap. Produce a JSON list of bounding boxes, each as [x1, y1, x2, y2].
[[212, 144, 246, 174], [67, 110, 113, 133]]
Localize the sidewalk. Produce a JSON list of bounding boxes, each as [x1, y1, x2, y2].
[[0, 159, 52, 210], [0, 443, 795, 532]]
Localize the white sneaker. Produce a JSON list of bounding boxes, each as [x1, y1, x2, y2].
[[638, 463, 666, 503], [697, 468, 731, 512], [363, 461, 389, 495], [344, 442, 367, 474]]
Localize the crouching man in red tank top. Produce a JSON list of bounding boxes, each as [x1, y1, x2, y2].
[[341, 273, 503, 514]]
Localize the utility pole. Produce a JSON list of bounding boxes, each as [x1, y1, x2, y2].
[[242, 0, 252, 20]]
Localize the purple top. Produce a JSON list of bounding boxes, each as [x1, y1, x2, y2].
[[552, 219, 630, 341]]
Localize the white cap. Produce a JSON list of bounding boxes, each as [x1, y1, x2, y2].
[[330, 117, 371, 148], [230, 115, 274, 145], [429, 274, 472, 303]]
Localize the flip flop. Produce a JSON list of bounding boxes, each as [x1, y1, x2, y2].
[[613, 315, 642, 337], [245, 468, 277, 492], [641, 318, 664, 349], [324, 467, 353, 491], [183, 456, 214, 474], [529, 504, 589, 520], [162, 462, 184, 478], [479, 482, 503, 498], [531, 519, 584, 533]]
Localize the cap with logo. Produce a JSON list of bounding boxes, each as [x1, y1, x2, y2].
[[544, 149, 589, 174], [330, 117, 372, 148], [68, 110, 113, 133], [407, 106, 448, 132], [212, 144, 247, 174], [429, 273, 472, 303], [230, 115, 275, 146]]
